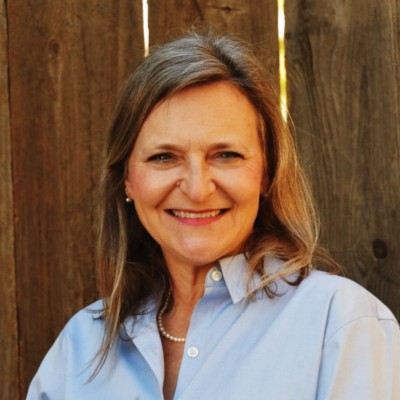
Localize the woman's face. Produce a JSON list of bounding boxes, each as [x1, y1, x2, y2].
[[125, 81, 264, 269]]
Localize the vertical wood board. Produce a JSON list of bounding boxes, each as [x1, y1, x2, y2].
[[285, 0, 400, 317], [148, 0, 279, 84], [7, 0, 144, 395], [0, 0, 19, 399]]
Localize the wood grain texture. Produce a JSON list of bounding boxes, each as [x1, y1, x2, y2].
[[148, 0, 279, 82], [7, 0, 143, 395], [0, 1, 19, 399], [285, 0, 400, 317]]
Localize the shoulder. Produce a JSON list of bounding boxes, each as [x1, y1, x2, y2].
[[301, 270, 395, 320], [297, 270, 398, 339], [301, 273, 400, 399], [68, 299, 105, 324], [63, 299, 105, 337], [47, 300, 106, 362], [27, 300, 107, 397]]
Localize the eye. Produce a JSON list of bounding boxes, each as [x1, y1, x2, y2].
[[216, 151, 243, 160], [147, 152, 175, 163]]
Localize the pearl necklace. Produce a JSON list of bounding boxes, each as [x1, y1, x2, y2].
[[157, 290, 186, 343]]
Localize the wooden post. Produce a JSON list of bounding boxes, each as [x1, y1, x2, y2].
[[148, 0, 279, 83], [285, 0, 400, 317], [6, 0, 144, 395], [0, 0, 19, 398]]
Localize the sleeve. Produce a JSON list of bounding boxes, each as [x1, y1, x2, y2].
[[316, 316, 400, 400], [26, 329, 69, 399]]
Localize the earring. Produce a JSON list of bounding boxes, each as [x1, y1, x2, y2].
[[125, 188, 132, 202]]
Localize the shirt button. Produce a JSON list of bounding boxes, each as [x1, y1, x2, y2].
[[211, 269, 223, 282], [187, 346, 199, 358]]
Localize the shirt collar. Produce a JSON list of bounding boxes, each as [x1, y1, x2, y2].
[[218, 253, 287, 304], [92, 254, 288, 318]]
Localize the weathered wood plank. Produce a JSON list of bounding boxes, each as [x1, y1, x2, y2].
[[148, 0, 279, 83], [7, 0, 143, 395], [0, 1, 19, 399], [285, 0, 400, 318]]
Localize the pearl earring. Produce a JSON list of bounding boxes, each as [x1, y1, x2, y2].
[[125, 188, 132, 202]]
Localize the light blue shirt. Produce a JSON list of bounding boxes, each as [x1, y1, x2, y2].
[[28, 255, 400, 399]]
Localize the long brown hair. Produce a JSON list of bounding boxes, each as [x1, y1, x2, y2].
[[95, 32, 338, 374]]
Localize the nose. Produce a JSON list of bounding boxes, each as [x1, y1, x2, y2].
[[178, 159, 216, 202]]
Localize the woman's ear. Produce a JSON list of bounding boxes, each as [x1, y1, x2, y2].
[[125, 186, 133, 202], [124, 167, 134, 202], [124, 160, 133, 201]]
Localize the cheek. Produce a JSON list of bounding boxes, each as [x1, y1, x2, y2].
[[237, 162, 264, 194], [127, 167, 176, 204], [239, 165, 264, 210], [216, 165, 263, 207]]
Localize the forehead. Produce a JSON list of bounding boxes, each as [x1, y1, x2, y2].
[[136, 82, 260, 144], [160, 81, 255, 117]]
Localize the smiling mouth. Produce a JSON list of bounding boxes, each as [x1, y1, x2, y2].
[[168, 209, 227, 219]]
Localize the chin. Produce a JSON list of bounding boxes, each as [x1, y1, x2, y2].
[[180, 247, 237, 267], [184, 253, 219, 267]]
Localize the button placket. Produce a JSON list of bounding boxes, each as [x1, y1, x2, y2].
[[184, 269, 222, 362], [174, 282, 228, 398]]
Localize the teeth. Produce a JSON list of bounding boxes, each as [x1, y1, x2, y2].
[[171, 210, 222, 219]]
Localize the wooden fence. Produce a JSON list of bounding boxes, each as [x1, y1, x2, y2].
[[1, 0, 399, 398]]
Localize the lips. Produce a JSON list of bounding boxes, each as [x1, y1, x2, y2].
[[168, 209, 226, 219]]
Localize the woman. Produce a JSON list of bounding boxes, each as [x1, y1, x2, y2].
[[28, 33, 399, 399]]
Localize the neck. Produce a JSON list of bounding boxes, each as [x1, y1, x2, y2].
[[159, 257, 216, 340], [163, 257, 215, 306]]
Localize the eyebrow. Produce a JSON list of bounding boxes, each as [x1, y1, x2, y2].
[[143, 140, 248, 152], [209, 142, 241, 149]]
